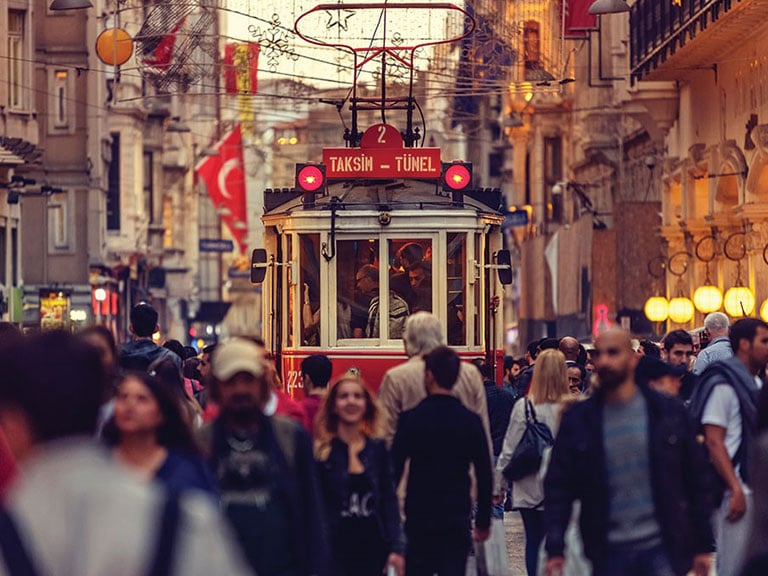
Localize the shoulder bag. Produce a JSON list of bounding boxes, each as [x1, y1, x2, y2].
[[502, 399, 554, 482]]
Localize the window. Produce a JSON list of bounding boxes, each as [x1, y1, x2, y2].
[[337, 238, 380, 339], [162, 195, 173, 247], [446, 233, 466, 345], [8, 11, 25, 110], [143, 151, 154, 223], [299, 234, 321, 346], [107, 133, 120, 230], [0, 223, 6, 286], [10, 227, 17, 287], [523, 21, 540, 70], [52, 70, 70, 129], [48, 197, 69, 250]]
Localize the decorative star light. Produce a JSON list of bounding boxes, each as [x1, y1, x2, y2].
[[248, 13, 299, 73], [325, 9, 355, 32]]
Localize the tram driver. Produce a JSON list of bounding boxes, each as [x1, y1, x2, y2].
[[354, 264, 410, 339]]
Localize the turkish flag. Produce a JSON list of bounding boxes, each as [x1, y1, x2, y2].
[[563, 0, 598, 39], [196, 125, 248, 253]]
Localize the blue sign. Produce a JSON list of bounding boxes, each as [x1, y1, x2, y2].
[[199, 239, 234, 252], [503, 209, 529, 228]]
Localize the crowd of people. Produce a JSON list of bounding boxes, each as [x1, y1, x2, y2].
[[2, 304, 768, 576]]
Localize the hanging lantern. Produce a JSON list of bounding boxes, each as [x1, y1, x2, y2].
[[724, 286, 756, 317], [668, 297, 695, 324], [760, 299, 768, 323], [693, 285, 723, 314], [644, 296, 669, 322]]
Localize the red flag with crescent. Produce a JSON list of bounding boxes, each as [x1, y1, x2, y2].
[[195, 125, 248, 253]]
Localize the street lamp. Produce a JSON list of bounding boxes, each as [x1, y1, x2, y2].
[[49, 0, 92, 10], [588, 0, 631, 15]]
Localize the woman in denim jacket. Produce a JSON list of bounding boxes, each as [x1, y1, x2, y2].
[[315, 374, 405, 576]]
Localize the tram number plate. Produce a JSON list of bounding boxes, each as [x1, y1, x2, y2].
[[323, 148, 442, 179]]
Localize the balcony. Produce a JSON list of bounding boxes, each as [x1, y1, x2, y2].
[[631, 0, 768, 82]]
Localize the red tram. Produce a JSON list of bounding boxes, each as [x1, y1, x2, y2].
[[250, 124, 511, 398], [248, 2, 510, 397]]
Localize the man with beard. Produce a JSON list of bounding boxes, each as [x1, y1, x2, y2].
[[543, 329, 713, 576], [199, 338, 329, 576]]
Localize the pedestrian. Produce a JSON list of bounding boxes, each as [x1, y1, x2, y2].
[[544, 329, 713, 576], [566, 361, 587, 396], [314, 374, 405, 576], [473, 358, 515, 521], [79, 325, 120, 437], [392, 346, 492, 576], [693, 312, 732, 375], [301, 353, 333, 436], [378, 312, 491, 451], [689, 318, 768, 576], [635, 355, 687, 397], [559, 337, 580, 363], [502, 356, 523, 392], [149, 356, 204, 428], [103, 371, 216, 496], [497, 349, 569, 576], [120, 302, 181, 372], [199, 337, 330, 576], [0, 330, 252, 576], [661, 329, 698, 402]]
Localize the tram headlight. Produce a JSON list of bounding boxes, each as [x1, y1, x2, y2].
[[295, 164, 326, 193], [441, 162, 472, 192]]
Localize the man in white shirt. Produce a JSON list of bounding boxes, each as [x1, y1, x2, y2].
[[694, 318, 768, 576], [0, 331, 252, 576]]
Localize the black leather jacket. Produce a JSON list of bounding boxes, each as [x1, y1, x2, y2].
[[316, 437, 404, 558], [544, 385, 714, 576]]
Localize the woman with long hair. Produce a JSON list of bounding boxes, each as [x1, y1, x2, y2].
[[496, 349, 570, 576], [104, 371, 216, 496], [315, 375, 405, 576], [148, 357, 204, 429]]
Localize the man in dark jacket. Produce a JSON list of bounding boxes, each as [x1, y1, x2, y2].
[[392, 346, 492, 576], [544, 329, 713, 576], [119, 302, 180, 372], [201, 337, 330, 576]]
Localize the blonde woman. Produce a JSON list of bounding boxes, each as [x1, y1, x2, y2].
[[496, 349, 570, 576], [314, 375, 405, 576]]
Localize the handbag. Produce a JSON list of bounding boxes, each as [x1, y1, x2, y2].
[[502, 399, 554, 482]]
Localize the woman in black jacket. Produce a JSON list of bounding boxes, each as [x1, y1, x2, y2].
[[315, 374, 405, 576]]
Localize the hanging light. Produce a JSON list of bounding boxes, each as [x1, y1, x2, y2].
[[668, 297, 695, 324], [644, 296, 669, 322], [588, 0, 631, 15], [760, 299, 768, 323], [693, 285, 723, 314], [723, 286, 756, 318], [50, 0, 92, 9]]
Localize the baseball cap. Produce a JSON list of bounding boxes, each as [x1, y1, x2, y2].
[[212, 338, 264, 381], [636, 355, 687, 382]]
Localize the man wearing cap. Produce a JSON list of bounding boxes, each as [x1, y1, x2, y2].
[[200, 338, 330, 576]]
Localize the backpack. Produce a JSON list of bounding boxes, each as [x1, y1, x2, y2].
[[502, 399, 554, 482]]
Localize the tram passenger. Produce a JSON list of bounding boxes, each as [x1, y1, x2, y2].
[[356, 265, 410, 339], [408, 260, 432, 313], [390, 243, 424, 305]]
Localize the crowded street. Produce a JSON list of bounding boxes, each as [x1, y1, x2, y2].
[[2, 0, 768, 574]]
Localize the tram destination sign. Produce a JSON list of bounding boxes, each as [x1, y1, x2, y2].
[[322, 123, 441, 180], [323, 148, 441, 179]]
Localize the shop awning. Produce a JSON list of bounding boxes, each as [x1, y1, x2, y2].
[[193, 301, 232, 324]]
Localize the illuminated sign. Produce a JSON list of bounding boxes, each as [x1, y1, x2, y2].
[[323, 123, 441, 179]]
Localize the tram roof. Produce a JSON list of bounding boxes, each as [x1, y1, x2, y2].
[[263, 178, 504, 217]]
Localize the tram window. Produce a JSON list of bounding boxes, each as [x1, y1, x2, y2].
[[474, 233, 482, 346], [286, 234, 294, 347], [299, 234, 321, 346], [446, 233, 466, 346], [337, 239, 380, 339], [388, 239, 432, 319]]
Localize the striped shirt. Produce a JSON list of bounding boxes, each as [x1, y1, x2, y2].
[[603, 391, 662, 547]]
